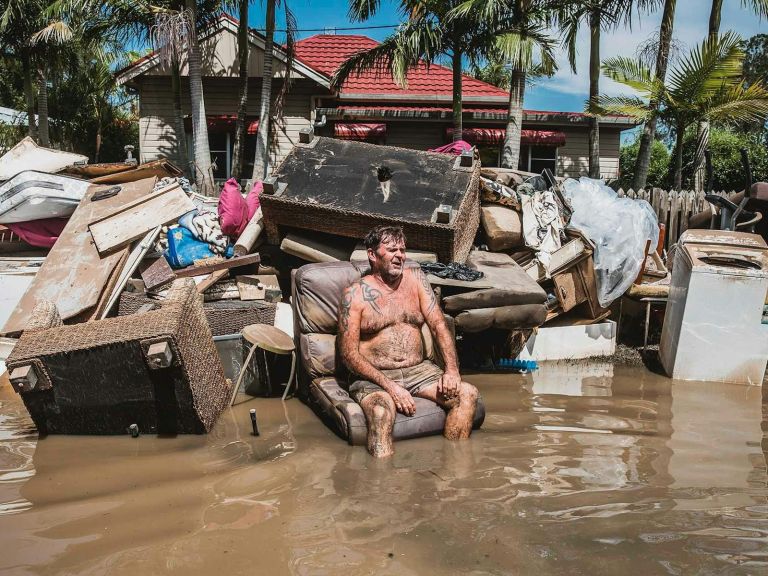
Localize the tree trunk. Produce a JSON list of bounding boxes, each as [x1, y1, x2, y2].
[[37, 67, 50, 147], [708, 0, 723, 38], [671, 122, 685, 190], [692, 120, 709, 191], [21, 51, 37, 141], [632, 0, 676, 190], [95, 124, 102, 163], [501, 69, 525, 169], [451, 48, 463, 142], [252, 0, 275, 181], [231, 0, 250, 180], [171, 56, 190, 178], [185, 0, 215, 195], [588, 11, 601, 178]]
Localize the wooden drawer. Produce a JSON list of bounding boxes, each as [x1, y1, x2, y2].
[[553, 264, 588, 312]]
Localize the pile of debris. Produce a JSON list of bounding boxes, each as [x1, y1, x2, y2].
[[0, 133, 664, 436]]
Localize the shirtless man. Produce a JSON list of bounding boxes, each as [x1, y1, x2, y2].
[[338, 225, 479, 457]]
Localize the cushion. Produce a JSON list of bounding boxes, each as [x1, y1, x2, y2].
[[481, 205, 523, 251], [466, 250, 545, 296], [300, 333, 338, 379], [443, 287, 546, 314], [455, 304, 547, 332], [218, 178, 249, 238]]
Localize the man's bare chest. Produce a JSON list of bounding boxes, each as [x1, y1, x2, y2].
[[358, 281, 424, 334]]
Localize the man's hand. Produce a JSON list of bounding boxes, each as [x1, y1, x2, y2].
[[438, 371, 461, 400], [385, 382, 416, 416]]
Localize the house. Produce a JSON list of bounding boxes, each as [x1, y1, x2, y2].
[[116, 15, 637, 180]]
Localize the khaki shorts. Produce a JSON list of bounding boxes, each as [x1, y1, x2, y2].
[[348, 360, 443, 404]]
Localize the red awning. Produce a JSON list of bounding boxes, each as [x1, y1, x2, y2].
[[334, 122, 386, 141], [446, 128, 566, 147], [184, 115, 259, 134]]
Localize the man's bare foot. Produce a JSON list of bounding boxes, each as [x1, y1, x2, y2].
[[443, 382, 478, 441], [361, 392, 396, 458]]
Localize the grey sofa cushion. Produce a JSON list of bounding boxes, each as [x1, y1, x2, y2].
[[455, 304, 547, 332], [443, 287, 546, 314], [300, 333, 339, 379]]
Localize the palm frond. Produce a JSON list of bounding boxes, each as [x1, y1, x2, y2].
[[588, 94, 651, 120], [348, 0, 381, 22], [30, 21, 73, 45], [601, 56, 660, 97]]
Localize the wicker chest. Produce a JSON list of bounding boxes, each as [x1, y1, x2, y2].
[[261, 137, 480, 263]]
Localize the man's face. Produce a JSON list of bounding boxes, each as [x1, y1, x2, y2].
[[369, 235, 406, 280]]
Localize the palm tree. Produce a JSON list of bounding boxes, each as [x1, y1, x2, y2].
[[632, 0, 676, 190], [332, 0, 494, 143], [556, 0, 643, 178], [251, 0, 296, 181], [594, 32, 768, 189], [450, 0, 557, 169], [0, 0, 47, 141], [230, 0, 249, 179], [689, 0, 768, 189]]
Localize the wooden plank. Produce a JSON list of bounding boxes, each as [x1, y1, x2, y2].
[[175, 253, 261, 278], [140, 256, 176, 291], [98, 226, 162, 319], [89, 183, 180, 225], [1, 177, 157, 335], [195, 269, 229, 293], [236, 274, 280, 301], [88, 185, 194, 254]]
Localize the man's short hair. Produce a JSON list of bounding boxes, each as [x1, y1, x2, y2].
[[364, 225, 406, 252]]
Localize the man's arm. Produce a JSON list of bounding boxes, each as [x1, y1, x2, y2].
[[414, 268, 461, 397], [338, 282, 416, 414]]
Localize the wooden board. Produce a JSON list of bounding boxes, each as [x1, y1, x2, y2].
[[195, 269, 229, 294], [1, 177, 157, 335], [236, 274, 280, 301], [88, 184, 194, 254], [140, 256, 176, 291], [280, 232, 354, 263], [88, 159, 183, 184], [175, 253, 260, 278]]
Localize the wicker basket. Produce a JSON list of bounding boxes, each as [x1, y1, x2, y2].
[[262, 137, 481, 264], [118, 292, 277, 337]]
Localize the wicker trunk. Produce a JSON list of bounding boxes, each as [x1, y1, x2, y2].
[[261, 137, 480, 263], [6, 279, 230, 435]]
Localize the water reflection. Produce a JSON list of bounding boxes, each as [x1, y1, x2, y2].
[[0, 365, 766, 575]]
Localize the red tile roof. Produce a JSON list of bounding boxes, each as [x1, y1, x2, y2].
[[294, 34, 509, 99]]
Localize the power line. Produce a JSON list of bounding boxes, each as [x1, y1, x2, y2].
[[251, 24, 399, 33]]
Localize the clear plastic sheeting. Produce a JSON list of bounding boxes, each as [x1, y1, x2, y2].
[[562, 177, 659, 307]]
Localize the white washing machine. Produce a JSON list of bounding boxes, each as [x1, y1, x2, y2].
[[659, 230, 768, 384]]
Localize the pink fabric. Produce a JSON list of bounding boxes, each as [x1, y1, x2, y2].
[[218, 178, 249, 238], [246, 180, 262, 219], [6, 218, 68, 248], [429, 140, 472, 155]]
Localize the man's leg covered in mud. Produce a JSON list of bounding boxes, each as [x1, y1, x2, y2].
[[359, 391, 396, 457], [416, 381, 478, 440]]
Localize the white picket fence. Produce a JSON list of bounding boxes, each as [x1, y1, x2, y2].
[[616, 188, 740, 249]]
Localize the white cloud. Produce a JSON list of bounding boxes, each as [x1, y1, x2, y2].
[[534, 0, 768, 101]]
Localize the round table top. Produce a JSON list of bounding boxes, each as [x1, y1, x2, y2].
[[242, 324, 295, 354]]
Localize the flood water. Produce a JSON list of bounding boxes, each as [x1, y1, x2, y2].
[[1, 363, 767, 575]]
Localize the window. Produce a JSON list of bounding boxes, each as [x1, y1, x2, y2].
[[475, 144, 558, 173], [186, 132, 258, 181]]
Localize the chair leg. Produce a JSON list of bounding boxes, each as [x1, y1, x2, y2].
[[282, 351, 297, 401], [229, 344, 259, 406], [643, 302, 651, 353]]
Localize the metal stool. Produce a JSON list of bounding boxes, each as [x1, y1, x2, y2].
[[230, 324, 296, 404]]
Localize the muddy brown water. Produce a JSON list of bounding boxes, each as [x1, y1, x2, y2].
[[1, 363, 767, 575]]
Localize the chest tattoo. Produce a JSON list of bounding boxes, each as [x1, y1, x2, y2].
[[360, 282, 383, 314]]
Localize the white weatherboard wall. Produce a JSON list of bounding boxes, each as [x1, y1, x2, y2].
[[518, 320, 617, 361]]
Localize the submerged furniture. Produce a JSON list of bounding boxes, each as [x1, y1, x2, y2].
[[660, 230, 768, 384], [262, 136, 481, 263], [229, 323, 296, 404], [6, 278, 231, 434], [292, 260, 485, 445]]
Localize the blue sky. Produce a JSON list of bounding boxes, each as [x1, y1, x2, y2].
[[251, 0, 767, 114]]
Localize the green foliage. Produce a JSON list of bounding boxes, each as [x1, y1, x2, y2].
[[679, 127, 768, 191], [744, 34, 768, 87], [619, 136, 670, 189]]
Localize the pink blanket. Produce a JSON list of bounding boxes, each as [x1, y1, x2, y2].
[[6, 218, 69, 248]]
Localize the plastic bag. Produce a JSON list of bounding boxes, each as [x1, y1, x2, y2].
[[562, 177, 659, 307]]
